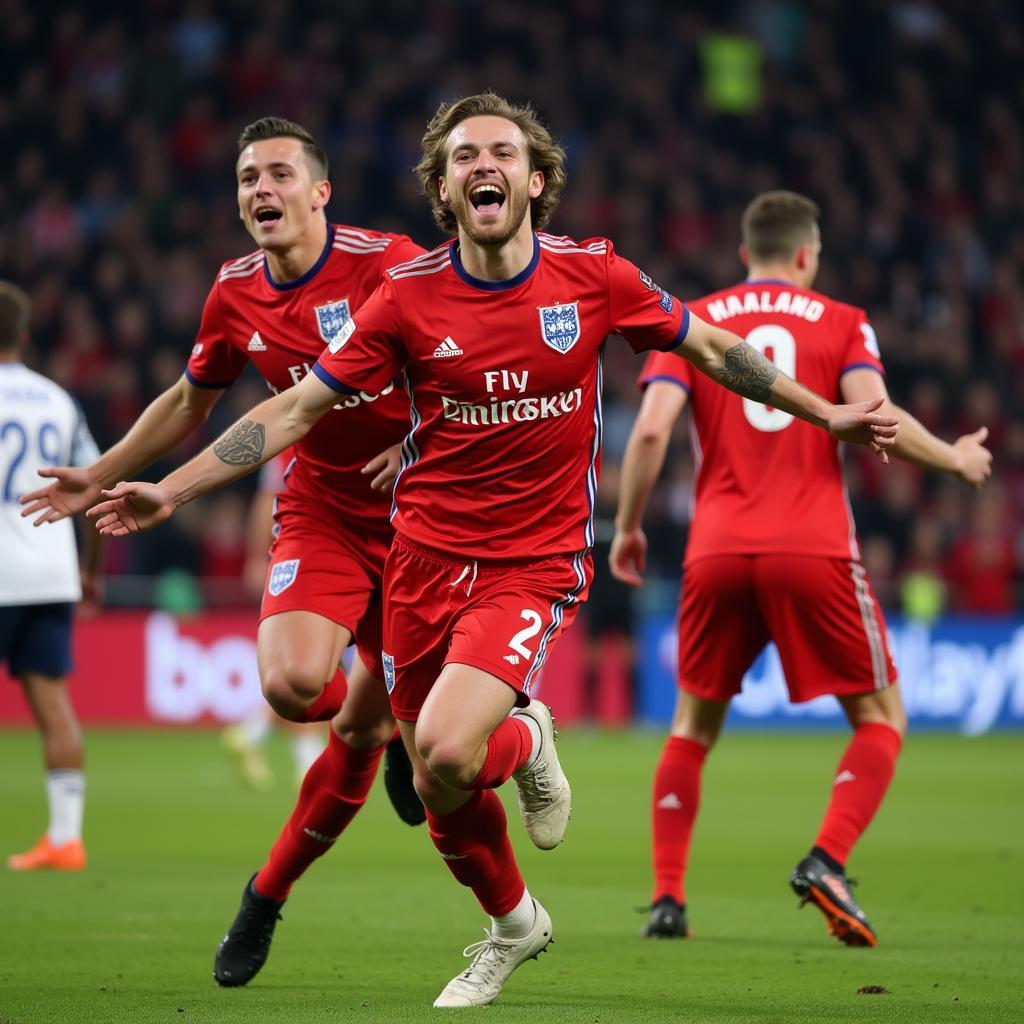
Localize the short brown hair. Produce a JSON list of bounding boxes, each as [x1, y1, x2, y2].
[[237, 117, 328, 180], [0, 281, 30, 352], [416, 92, 567, 234], [741, 191, 820, 262]]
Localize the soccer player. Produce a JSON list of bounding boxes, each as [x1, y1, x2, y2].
[[221, 450, 327, 790], [1, 281, 103, 872], [86, 96, 898, 1006], [609, 191, 993, 946], [19, 117, 426, 982]]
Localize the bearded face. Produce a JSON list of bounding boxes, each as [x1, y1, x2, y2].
[[440, 116, 543, 247]]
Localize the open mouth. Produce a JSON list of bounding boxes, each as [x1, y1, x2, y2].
[[469, 184, 506, 217], [254, 208, 282, 225]]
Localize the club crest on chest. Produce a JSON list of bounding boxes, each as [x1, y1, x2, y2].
[[538, 301, 581, 354]]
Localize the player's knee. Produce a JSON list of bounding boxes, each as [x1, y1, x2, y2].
[[261, 662, 326, 720], [417, 735, 477, 789], [335, 716, 394, 750]]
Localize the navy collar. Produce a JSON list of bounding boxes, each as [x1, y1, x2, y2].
[[263, 224, 335, 291], [450, 234, 540, 292]]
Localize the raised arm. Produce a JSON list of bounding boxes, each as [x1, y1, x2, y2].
[[841, 369, 992, 486], [88, 371, 340, 537], [609, 381, 689, 586], [21, 375, 223, 524], [673, 314, 899, 458]]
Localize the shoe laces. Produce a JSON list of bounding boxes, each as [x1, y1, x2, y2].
[[456, 929, 517, 986]]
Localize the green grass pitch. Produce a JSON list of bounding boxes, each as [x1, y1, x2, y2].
[[1, 728, 1020, 1023]]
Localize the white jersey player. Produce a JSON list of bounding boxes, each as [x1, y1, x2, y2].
[[0, 281, 102, 871]]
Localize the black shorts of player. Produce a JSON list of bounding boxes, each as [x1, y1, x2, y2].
[[0, 603, 74, 678]]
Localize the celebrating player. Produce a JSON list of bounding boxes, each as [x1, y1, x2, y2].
[[19, 117, 428, 983], [1, 281, 103, 872], [610, 191, 992, 947], [85, 97, 898, 1007]]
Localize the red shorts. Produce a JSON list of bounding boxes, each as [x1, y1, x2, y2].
[[259, 503, 392, 679], [381, 533, 593, 721], [677, 554, 897, 704]]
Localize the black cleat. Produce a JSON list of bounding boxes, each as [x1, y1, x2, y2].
[[790, 854, 878, 947], [214, 875, 284, 986], [383, 734, 426, 826], [640, 896, 690, 938]]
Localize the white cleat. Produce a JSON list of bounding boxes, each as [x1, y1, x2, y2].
[[432, 900, 553, 1008], [511, 701, 571, 850]]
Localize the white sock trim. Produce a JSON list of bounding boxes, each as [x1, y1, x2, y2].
[[46, 770, 85, 846], [490, 888, 535, 940]]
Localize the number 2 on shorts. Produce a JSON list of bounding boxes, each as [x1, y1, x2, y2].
[[508, 609, 543, 660]]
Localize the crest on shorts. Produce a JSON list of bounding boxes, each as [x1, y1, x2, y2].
[[315, 299, 352, 347], [382, 652, 396, 694], [268, 559, 300, 597], [538, 302, 580, 354]]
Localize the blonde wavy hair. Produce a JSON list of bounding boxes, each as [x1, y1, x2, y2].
[[415, 92, 567, 234]]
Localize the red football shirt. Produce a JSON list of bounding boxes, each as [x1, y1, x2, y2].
[[641, 279, 885, 562], [313, 233, 689, 559], [186, 224, 424, 526]]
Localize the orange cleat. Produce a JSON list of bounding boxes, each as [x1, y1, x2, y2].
[[7, 836, 87, 872]]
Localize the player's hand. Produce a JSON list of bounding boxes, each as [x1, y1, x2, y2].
[[361, 443, 402, 493], [952, 426, 993, 488], [20, 465, 103, 525], [86, 481, 176, 536], [609, 527, 648, 587], [827, 398, 899, 462]]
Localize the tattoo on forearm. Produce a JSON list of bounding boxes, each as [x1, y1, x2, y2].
[[213, 419, 266, 466], [720, 341, 778, 403]]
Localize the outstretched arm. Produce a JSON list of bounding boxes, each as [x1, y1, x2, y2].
[[609, 381, 689, 586], [21, 375, 223, 524], [673, 315, 899, 458], [841, 369, 992, 486], [88, 372, 340, 536]]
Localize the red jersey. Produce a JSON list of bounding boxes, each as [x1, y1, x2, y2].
[[186, 224, 424, 527], [313, 233, 689, 559], [641, 279, 885, 563]]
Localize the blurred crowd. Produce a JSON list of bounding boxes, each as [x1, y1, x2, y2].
[[1, 0, 1021, 618]]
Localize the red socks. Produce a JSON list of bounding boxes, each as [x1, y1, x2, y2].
[[427, 790, 525, 915], [254, 729, 384, 900], [468, 717, 532, 789], [298, 667, 349, 723], [814, 722, 903, 866], [651, 736, 708, 904]]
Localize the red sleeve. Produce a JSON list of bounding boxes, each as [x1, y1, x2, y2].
[[185, 280, 247, 388], [383, 234, 428, 271], [606, 243, 690, 354], [313, 276, 405, 394], [638, 349, 693, 393], [839, 309, 886, 378]]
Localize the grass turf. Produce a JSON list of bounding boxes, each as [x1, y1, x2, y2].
[[0, 728, 1020, 1023]]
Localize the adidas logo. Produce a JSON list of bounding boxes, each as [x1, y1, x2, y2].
[[433, 336, 463, 358], [834, 770, 857, 786], [303, 827, 339, 844], [503, 654, 521, 666], [248, 331, 268, 352], [657, 792, 683, 810]]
